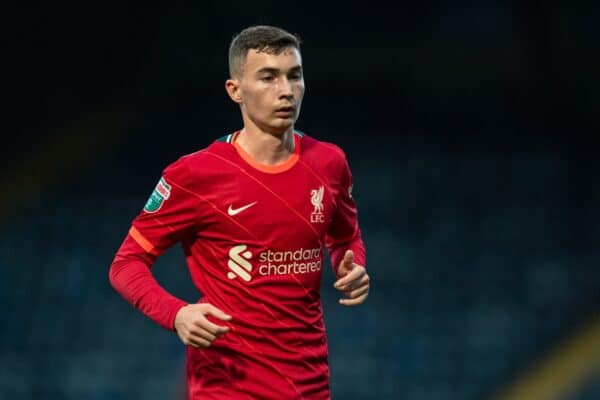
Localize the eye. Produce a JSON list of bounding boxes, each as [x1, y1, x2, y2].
[[260, 76, 275, 82], [289, 73, 302, 81]]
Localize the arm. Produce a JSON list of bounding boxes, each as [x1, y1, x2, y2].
[[109, 159, 231, 347], [109, 235, 231, 346], [109, 233, 187, 331], [325, 150, 370, 306]]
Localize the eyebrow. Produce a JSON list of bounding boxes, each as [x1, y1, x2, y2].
[[256, 65, 303, 75]]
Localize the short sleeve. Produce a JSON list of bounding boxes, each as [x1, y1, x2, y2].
[[129, 158, 199, 256]]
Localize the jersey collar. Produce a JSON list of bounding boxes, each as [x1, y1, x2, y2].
[[231, 131, 302, 174]]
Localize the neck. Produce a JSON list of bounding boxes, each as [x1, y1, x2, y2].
[[235, 124, 295, 166]]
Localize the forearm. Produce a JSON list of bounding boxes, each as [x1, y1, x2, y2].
[[109, 235, 187, 331]]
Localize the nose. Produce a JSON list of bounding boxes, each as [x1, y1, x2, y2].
[[278, 77, 293, 99]]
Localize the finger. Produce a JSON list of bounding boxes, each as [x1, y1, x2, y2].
[[205, 304, 233, 321], [187, 336, 212, 348], [343, 284, 369, 299], [339, 272, 370, 292], [339, 280, 368, 296], [194, 318, 230, 336], [189, 327, 217, 343], [334, 265, 365, 289], [339, 292, 368, 306], [334, 264, 363, 286], [341, 275, 369, 295]]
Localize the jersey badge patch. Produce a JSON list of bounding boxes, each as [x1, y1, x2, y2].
[[144, 177, 171, 213]]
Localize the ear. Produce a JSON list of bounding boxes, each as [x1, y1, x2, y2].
[[225, 78, 242, 104]]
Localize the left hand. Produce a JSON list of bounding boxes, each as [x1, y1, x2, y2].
[[333, 250, 370, 306]]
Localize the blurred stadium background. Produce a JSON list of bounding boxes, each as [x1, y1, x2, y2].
[[3, 3, 599, 399]]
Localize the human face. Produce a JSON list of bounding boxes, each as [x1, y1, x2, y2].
[[228, 47, 305, 135]]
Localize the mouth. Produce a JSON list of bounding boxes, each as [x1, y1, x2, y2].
[[276, 106, 295, 112], [274, 106, 295, 117]]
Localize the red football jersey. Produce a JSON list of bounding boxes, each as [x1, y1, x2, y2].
[[110, 131, 366, 399]]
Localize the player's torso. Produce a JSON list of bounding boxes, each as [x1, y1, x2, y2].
[[200, 167, 331, 281], [182, 134, 336, 399], [185, 135, 338, 293]]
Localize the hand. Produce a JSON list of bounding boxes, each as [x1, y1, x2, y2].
[[333, 250, 370, 306], [174, 303, 232, 348]]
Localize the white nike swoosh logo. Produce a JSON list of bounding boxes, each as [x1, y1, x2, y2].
[[227, 202, 257, 216]]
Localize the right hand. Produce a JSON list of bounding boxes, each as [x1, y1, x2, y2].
[[174, 303, 232, 348]]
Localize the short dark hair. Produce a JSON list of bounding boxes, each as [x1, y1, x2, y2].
[[228, 25, 301, 78]]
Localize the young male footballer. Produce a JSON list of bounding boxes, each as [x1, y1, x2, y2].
[[109, 25, 370, 399]]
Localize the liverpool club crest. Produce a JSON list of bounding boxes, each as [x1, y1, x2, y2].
[[310, 186, 325, 223]]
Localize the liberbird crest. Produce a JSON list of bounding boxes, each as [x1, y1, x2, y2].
[[310, 186, 325, 223], [311, 186, 324, 212]]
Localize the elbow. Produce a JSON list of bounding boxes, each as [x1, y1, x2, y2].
[[108, 261, 119, 291], [108, 255, 129, 292]]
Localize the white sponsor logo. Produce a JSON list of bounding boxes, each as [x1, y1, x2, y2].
[[226, 245, 322, 282], [310, 186, 325, 223], [227, 245, 253, 281], [227, 201, 257, 216]]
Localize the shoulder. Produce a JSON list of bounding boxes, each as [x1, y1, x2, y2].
[[162, 135, 236, 182], [300, 131, 349, 170]]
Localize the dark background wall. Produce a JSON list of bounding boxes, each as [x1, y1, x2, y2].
[[3, 2, 599, 399]]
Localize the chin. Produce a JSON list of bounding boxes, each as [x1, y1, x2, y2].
[[268, 120, 295, 133]]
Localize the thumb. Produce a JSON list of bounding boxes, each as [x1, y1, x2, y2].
[[205, 304, 232, 321], [337, 250, 355, 279], [343, 250, 355, 265], [339, 250, 354, 272]]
